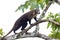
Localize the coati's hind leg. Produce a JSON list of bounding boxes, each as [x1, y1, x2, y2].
[[13, 25, 21, 34], [21, 23, 29, 34], [13, 30, 17, 34], [21, 23, 27, 30]]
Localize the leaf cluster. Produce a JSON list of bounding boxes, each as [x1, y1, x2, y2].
[[46, 12, 60, 39], [15, 0, 50, 12], [0, 28, 3, 37]]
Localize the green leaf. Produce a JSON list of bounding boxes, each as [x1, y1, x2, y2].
[[40, 3, 44, 9], [55, 18, 60, 22], [57, 26, 60, 31], [45, 0, 49, 4], [30, 0, 39, 10], [24, 1, 30, 9], [48, 12, 54, 18], [47, 22, 51, 29], [51, 24, 57, 31], [54, 14, 58, 18], [0, 28, 3, 35], [15, 5, 24, 12], [37, 0, 44, 3], [22, 8, 24, 12]]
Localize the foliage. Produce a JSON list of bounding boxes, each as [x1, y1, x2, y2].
[[0, 28, 3, 37], [46, 12, 60, 39], [15, 0, 50, 12], [49, 31, 60, 39]]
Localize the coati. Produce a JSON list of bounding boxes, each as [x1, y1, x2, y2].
[[1, 9, 40, 40]]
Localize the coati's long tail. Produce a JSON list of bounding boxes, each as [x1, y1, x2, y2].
[[1, 28, 13, 40]]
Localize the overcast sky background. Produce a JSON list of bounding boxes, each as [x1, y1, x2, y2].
[[0, 0, 60, 40]]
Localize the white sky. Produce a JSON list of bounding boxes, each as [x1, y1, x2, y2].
[[0, 0, 60, 40]]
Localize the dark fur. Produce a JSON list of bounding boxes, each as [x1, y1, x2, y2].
[[1, 9, 40, 40]]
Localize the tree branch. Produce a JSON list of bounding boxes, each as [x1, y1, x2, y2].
[[16, 19, 60, 40], [38, 1, 53, 20], [33, 0, 53, 35], [1, 19, 60, 40], [21, 19, 60, 34], [0, 32, 52, 40]]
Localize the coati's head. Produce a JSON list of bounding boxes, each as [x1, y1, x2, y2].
[[32, 9, 40, 16], [33, 9, 40, 14], [32, 9, 40, 18], [27, 9, 40, 19]]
